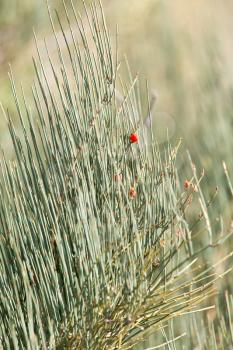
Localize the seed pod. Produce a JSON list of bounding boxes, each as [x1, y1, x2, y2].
[[114, 173, 122, 182]]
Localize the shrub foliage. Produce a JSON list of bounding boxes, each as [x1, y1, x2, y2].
[[0, 1, 232, 349]]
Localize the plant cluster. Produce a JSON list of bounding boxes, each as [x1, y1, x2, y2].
[[0, 1, 232, 349]]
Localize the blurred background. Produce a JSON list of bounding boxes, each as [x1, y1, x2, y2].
[[0, 0, 233, 346]]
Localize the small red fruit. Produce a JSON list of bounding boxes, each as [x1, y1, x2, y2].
[[129, 187, 137, 198], [130, 133, 139, 143], [184, 180, 191, 190]]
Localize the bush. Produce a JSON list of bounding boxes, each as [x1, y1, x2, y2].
[[0, 1, 232, 349]]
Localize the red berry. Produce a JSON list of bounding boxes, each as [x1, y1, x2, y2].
[[184, 180, 191, 190], [130, 133, 139, 143], [129, 187, 137, 198]]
